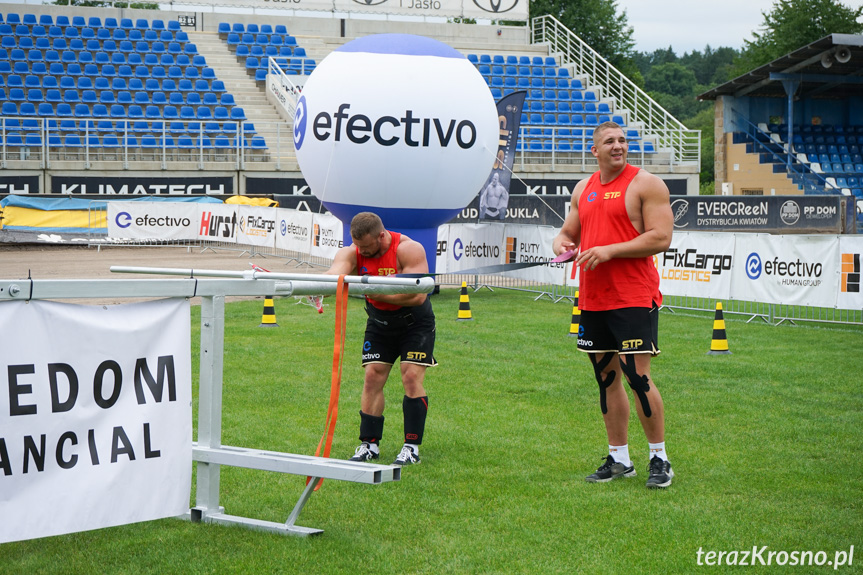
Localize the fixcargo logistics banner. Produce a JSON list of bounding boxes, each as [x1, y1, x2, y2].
[[657, 232, 735, 300]]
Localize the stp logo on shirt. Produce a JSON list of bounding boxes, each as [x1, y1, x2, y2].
[[378, 267, 396, 276]]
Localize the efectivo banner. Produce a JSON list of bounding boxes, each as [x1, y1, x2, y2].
[[275, 209, 314, 253], [107, 201, 200, 241], [729, 234, 839, 308], [0, 299, 192, 544]]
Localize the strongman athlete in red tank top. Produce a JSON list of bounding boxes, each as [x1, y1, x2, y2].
[[326, 213, 435, 467], [553, 121, 675, 489], [356, 231, 403, 311], [577, 163, 662, 311]]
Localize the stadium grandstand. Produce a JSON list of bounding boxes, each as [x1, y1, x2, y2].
[[0, 1, 703, 203], [698, 34, 863, 228]]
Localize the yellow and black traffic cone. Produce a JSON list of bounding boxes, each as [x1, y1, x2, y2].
[[568, 290, 580, 337], [707, 302, 731, 354], [259, 296, 279, 328], [457, 281, 473, 321]]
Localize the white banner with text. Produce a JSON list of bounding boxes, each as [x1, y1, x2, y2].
[[0, 299, 192, 544]]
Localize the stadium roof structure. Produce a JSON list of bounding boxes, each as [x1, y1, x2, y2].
[[697, 34, 863, 101]]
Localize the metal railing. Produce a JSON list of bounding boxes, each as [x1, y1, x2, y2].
[[0, 115, 291, 169], [531, 14, 700, 169]]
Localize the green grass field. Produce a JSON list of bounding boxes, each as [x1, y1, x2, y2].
[[2, 289, 862, 574]]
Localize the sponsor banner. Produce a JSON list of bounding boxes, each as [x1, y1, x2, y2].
[[273, 193, 327, 212], [236, 205, 278, 248], [51, 176, 233, 196], [731, 234, 839, 307], [657, 232, 735, 299], [331, 0, 527, 19], [275, 209, 314, 253], [435, 225, 449, 273], [452, 193, 571, 226], [309, 212, 344, 259], [837, 236, 863, 310], [463, 0, 528, 20], [501, 224, 567, 284], [168, 0, 528, 19], [197, 204, 239, 242], [478, 91, 526, 222], [443, 223, 505, 273], [0, 175, 40, 194], [0, 299, 192, 544], [670, 195, 846, 233], [107, 202, 199, 240]]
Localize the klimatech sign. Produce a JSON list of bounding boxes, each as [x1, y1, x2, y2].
[[51, 176, 233, 196]]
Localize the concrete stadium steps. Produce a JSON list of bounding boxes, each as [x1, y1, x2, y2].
[[187, 30, 294, 165]]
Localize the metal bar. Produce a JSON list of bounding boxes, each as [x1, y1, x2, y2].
[[286, 478, 320, 529], [194, 295, 226, 519], [109, 266, 435, 289], [193, 445, 400, 484]]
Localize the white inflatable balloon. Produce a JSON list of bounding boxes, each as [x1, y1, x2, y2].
[[293, 33, 499, 230]]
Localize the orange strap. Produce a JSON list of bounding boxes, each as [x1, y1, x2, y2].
[[307, 275, 349, 491]]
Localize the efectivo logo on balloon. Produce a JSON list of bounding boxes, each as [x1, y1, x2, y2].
[[307, 102, 478, 149]]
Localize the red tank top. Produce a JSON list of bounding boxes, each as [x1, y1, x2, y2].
[[577, 164, 661, 311], [356, 231, 402, 311]]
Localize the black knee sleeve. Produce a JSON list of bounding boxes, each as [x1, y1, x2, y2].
[[359, 411, 384, 444], [402, 395, 428, 445], [619, 355, 653, 418], [589, 353, 616, 415]]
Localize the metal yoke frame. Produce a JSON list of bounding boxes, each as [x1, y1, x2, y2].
[[0, 271, 435, 536]]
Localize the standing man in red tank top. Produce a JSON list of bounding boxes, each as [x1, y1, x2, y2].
[[553, 121, 675, 488], [326, 212, 436, 466]]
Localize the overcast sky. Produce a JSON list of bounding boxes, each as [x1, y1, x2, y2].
[[615, 0, 781, 55]]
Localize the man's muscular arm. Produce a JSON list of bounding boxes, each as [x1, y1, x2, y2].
[[369, 238, 429, 307]]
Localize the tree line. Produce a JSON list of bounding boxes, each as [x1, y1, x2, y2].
[[529, 0, 863, 191]]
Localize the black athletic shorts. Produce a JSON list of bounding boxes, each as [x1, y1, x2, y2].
[[576, 304, 660, 355], [362, 297, 437, 367]]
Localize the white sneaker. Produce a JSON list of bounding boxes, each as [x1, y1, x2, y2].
[[349, 442, 379, 462], [393, 445, 420, 466]]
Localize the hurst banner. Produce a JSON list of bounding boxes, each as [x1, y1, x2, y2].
[[0, 299, 192, 544]]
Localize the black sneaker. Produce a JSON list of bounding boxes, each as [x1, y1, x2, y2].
[[646, 456, 674, 488], [349, 442, 379, 462], [585, 455, 636, 483], [393, 445, 420, 466]]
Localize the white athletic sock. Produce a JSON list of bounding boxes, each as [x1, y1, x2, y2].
[[405, 443, 419, 455], [608, 444, 630, 466], [366, 442, 380, 455], [649, 442, 668, 462]]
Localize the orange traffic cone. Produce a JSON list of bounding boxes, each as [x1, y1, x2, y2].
[[568, 291, 580, 337], [457, 282, 473, 321], [707, 302, 731, 354], [259, 296, 279, 327]]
